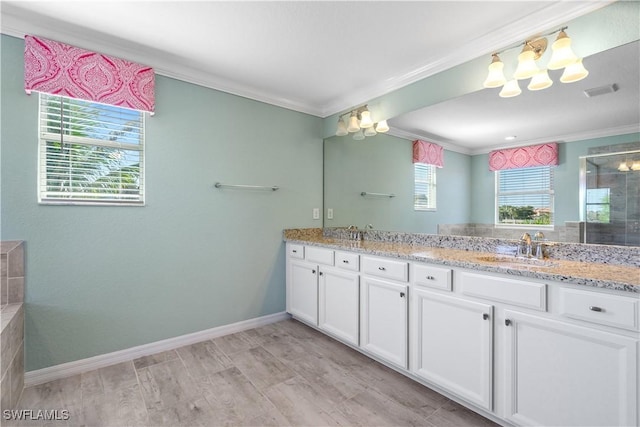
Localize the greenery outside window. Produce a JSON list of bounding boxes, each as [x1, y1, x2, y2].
[[38, 94, 145, 205], [496, 166, 553, 226], [585, 188, 610, 223], [414, 163, 436, 211]]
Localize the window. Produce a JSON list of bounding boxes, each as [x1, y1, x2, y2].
[[38, 94, 145, 205], [414, 163, 436, 211], [496, 166, 553, 226], [586, 188, 610, 223]]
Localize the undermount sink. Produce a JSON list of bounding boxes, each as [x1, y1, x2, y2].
[[474, 254, 558, 268]]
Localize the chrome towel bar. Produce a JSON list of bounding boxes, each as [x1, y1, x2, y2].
[[214, 182, 279, 191], [361, 191, 395, 198]]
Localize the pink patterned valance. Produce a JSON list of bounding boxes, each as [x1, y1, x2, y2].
[[24, 35, 155, 113], [413, 140, 444, 168], [489, 143, 558, 171]]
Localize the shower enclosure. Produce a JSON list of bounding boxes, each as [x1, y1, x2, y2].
[[580, 150, 640, 246]]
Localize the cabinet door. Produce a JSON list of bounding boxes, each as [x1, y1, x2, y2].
[[289, 259, 318, 325], [411, 289, 493, 410], [503, 310, 638, 427], [318, 267, 359, 346], [360, 276, 408, 369]]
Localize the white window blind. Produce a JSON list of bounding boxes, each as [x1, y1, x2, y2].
[[38, 94, 145, 205], [496, 166, 554, 226], [414, 163, 436, 211]]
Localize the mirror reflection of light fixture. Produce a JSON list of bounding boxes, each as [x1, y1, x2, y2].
[[375, 120, 389, 133], [334, 105, 390, 139], [347, 112, 360, 133], [483, 27, 588, 98], [560, 59, 589, 83], [336, 117, 348, 136], [617, 160, 640, 172], [499, 79, 522, 98], [528, 69, 553, 91]]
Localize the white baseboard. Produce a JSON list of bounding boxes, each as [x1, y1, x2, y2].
[[24, 311, 290, 387]]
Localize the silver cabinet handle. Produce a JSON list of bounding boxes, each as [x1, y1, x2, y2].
[[319, 271, 323, 276], [505, 319, 512, 326], [426, 275, 436, 280], [342, 259, 349, 264], [312, 269, 316, 274], [483, 313, 489, 320], [589, 306, 604, 312], [378, 266, 386, 271], [292, 250, 297, 253], [400, 292, 405, 298]]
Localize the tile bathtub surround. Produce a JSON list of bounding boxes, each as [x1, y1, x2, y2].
[[9, 319, 498, 427], [322, 227, 638, 267], [0, 241, 25, 412], [1, 304, 25, 412], [1, 241, 25, 307]]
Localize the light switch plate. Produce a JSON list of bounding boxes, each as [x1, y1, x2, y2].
[[313, 208, 320, 220], [327, 208, 333, 219]]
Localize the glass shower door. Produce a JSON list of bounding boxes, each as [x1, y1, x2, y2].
[[581, 150, 640, 246]]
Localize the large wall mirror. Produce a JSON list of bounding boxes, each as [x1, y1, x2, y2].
[[324, 39, 640, 246]]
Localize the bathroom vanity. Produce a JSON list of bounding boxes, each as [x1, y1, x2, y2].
[[284, 229, 639, 427]]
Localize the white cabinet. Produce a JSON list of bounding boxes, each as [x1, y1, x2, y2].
[[411, 289, 494, 410], [503, 310, 638, 427], [360, 276, 408, 369], [318, 267, 359, 346], [288, 259, 319, 325]]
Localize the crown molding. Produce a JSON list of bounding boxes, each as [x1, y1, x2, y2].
[[2, 1, 612, 119], [388, 124, 640, 157], [319, 1, 613, 117]]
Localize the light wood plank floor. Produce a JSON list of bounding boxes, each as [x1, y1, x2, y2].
[[9, 319, 499, 426]]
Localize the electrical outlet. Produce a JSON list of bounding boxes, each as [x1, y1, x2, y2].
[[313, 208, 320, 220], [327, 208, 334, 219]]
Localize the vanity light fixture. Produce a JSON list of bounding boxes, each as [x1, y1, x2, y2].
[[334, 105, 390, 139], [484, 27, 589, 98], [618, 160, 640, 172]]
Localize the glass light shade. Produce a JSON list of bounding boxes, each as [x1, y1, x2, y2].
[[514, 50, 540, 80], [483, 55, 507, 88], [347, 113, 360, 133], [547, 31, 577, 70], [364, 126, 377, 137], [560, 59, 589, 83], [335, 118, 348, 136], [359, 110, 374, 128], [618, 162, 630, 172], [375, 120, 389, 133], [499, 79, 522, 98], [632, 161, 640, 171], [527, 70, 553, 91], [352, 129, 365, 140]]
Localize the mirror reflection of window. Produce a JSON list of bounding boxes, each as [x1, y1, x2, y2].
[[414, 163, 436, 211], [586, 188, 611, 223], [495, 166, 554, 227]]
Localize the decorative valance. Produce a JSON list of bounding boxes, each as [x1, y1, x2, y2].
[[24, 35, 155, 113], [413, 140, 444, 168], [489, 142, 558, 171]]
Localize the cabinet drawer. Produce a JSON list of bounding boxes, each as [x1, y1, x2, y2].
[[459, 271, 547, 311], [559, 288, 639, 331], [306, 246, 334, 266], [288, 244, 304, 259], [335, 251, 359, 272], [413, 264, 452, 291], [362, 256, 408, 282]]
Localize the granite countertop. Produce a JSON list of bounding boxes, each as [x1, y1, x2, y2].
[[284, 231, 640, 294]]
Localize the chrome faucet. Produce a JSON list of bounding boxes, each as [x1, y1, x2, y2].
[[533, 231, 545, 259], [347, 225, 361, 241], [518, 232, 532, 258]]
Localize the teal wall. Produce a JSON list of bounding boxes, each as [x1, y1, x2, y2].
[[470, 134, 640, 225], [1, 35, 324, 371], [324, 134, 471, 233]]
